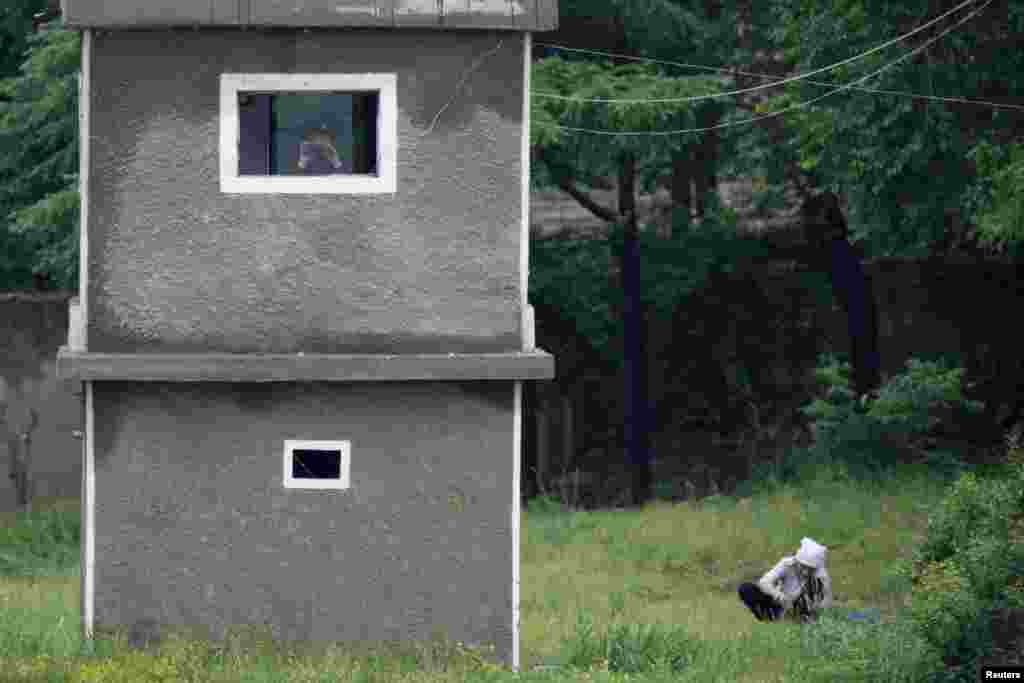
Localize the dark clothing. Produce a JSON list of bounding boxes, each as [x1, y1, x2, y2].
[[738, 582, 784, 621], [738, 581, 826, 623]]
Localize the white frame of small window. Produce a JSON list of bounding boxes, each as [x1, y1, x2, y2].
[[220, 73, 397, 194], [283, 439, 351, 490]]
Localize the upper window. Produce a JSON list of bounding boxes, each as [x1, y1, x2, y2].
[[220, 74, 396, 194]]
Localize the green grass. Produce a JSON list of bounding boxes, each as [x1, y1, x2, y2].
[[0, 463, 964, 681]]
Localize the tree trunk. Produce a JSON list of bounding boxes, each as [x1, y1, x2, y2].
[[670, 146, 695, 230], [694, 106, 722, 219], [619, 151, 653, 507], [560, 391, 574, 480], [534, 387, 550, 496]]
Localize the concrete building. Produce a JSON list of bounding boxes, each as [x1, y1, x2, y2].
[[57, 0, 556, 668]]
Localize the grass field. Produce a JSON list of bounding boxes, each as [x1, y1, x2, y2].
[[0, 461, 965, 682]]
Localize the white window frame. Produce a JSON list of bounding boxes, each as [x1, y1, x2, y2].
[[220, 73, 397, 194], [283, 439, 351, 490]]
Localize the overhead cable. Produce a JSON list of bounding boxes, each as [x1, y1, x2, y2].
[[533, 44, 1024, 112], [532, 0, 985, 105], [538, 0, 994, 136]]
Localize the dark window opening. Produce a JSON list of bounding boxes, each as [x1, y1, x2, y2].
[[292, 449, 343, 480], [238, 91, 378, 176]]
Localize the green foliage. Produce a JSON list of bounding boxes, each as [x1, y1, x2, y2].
[[525, 494, 569, 516], [528, 231, 618, 366], [745, 0, 1024, 258], [0, 507, 80, 576], [531, 55, 722, 148], [528, 207, 766, 371], [906, 558, 989, 667], [799, 355, 982, 478], [868, 360, 985, 433], [0, 18, 80, 289], [966, 140, 1024, 252], [894, 454, 1024, 674], [7, 186, 79, 287], [530, 54, 727, 194], [0, 1, 48, 79], [560, 611, 698, 674]]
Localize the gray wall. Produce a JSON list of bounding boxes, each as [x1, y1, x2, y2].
[[91, 380, 517, 660], [0, 292, 81, 512], [62, 0, 559, 32], [87, 29, 526, 354]]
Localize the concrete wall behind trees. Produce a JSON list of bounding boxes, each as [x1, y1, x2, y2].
[[0, 292, 81, 513], [528, 257, 1023, 502]]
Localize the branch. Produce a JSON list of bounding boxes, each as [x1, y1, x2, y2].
[[554, 177, 621, 223], [536, 146, 620, 223]]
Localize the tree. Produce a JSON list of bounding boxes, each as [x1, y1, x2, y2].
[[752, 0, 1024, 258], [801, 191, 881, 400], [0, 0, 49, 78], [0, 14, 80, 290], [530, 0, 823, 506], [531, 53, 745, 506]]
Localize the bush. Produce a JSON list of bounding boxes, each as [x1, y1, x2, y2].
[[798, 354, 984, 479], [895, 437, 1024, 677], [907, 558, 989, 665]]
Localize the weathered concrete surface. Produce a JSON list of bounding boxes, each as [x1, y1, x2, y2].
[[87, 30, 527, 354], [57, 349, 554, 381], [91, 380, 519, 664], [61, 0, 558, 31]]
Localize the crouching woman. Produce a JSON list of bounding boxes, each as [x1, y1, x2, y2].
[[738, 537, 832, 623]]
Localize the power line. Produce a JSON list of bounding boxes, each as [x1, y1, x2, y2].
[[538, 0, 995, 137], [533, 45, 1024, 113], [532, 0, 984, 105]]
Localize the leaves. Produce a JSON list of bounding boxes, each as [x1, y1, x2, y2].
[[744, 0, 1024, 257], [967, 140, 1024, 252], [529, 209, 767, 371], [0, 17, 79, 288]]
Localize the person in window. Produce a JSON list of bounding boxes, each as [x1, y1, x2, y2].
[[297, 124, 351, 174], [738, 537, 833, 623]]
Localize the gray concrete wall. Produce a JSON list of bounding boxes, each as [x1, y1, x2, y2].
[[87, 29, 526, 354], [0, 293, 81, 512], [62, 0, 559, 31], [91, 380, 517, 662]]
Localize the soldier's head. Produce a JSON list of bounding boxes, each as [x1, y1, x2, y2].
[[298, 125, 343, 171]]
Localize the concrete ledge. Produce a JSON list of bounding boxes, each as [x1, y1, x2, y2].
[[56, 347, 555, 382], [61, 0, 559, 31]]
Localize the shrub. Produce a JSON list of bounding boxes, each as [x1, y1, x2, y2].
[[907, 558, 989, 664], [896, 439, 1024, 676], [798, 354, 983, 478]]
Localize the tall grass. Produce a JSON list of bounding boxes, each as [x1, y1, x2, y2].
[[0, 460, 973, 681]]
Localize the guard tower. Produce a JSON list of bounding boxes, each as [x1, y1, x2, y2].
[[56, 0, 557, 668]]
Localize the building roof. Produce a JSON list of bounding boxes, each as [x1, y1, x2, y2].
[[60, 0, 558, 31]]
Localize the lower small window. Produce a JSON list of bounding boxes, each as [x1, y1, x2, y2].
[[283, 440, 350, 490]]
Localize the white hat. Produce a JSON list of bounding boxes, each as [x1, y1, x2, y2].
[[795, 537, 827, 569]]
